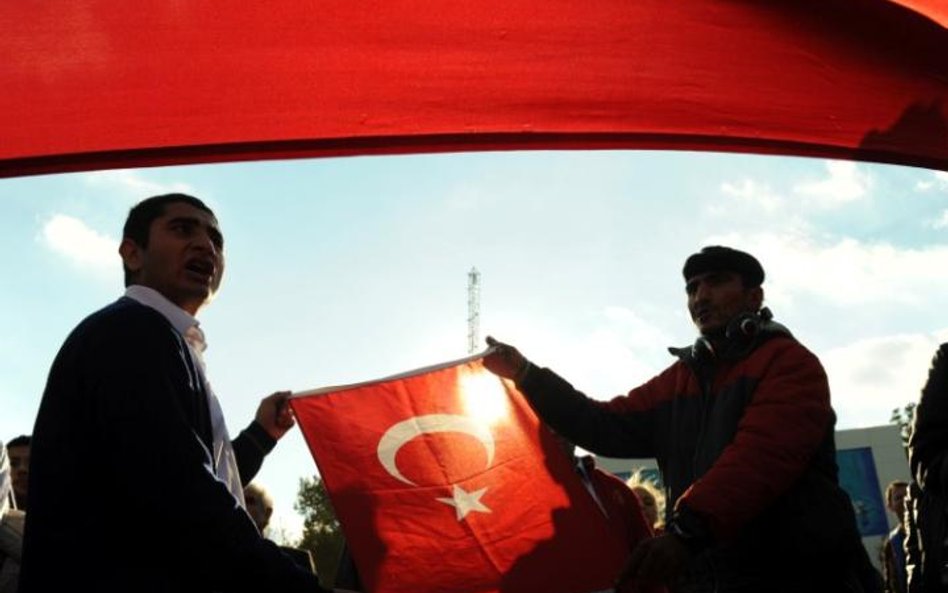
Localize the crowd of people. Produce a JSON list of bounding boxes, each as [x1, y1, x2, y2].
[[3, 192, 947, 592]]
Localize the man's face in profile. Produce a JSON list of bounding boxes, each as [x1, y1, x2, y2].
[[888, 484, 908, 522], [121, 201, 225, 315], [686, 270, 762, 336], [8, 443, 29, 506]]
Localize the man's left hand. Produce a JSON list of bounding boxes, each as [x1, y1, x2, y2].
[[617, 534, 691, 592], [255, 391, 296, 441]]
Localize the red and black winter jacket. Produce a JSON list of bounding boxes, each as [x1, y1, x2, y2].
[[517, 325, 864, 577]]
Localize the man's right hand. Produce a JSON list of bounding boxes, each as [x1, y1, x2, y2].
[[484, 336, 529, 381]]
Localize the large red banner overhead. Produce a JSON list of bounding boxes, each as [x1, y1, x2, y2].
[[0, 0, 946, 177], [290, 355, 630, 593]]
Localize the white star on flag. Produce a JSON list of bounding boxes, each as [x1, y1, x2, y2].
[[437, 485, 492, 521]]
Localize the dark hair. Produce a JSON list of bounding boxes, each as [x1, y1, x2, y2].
[[122, 193, 214, 286], [886, 480, 908, 505], [7, 435, 30, 449]]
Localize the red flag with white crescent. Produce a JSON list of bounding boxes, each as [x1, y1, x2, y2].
[[290, 353, 630, 593]]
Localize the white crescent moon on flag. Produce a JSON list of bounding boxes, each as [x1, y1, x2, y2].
[[377, 414, 495, 485]]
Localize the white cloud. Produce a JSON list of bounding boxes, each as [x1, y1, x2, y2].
[[705, 231, 948, 307], [82, 169, 194, 197], [824, 331, 948, 429], [715, 161, 870, 225], [602, 306, 677, 351], [913, 171, 948, 193], [793, 160, 871, 207], [929, 210, 948, 229], [718, 179, 782, 213], [558, 331, 659, 399], [41, 214, 118, 269], [551, 308, 679, 398]]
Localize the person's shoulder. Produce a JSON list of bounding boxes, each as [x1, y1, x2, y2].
[[62, 298, 175, 355], [747, 334, 828, 385], [581, 456, 628, 487], [592, 465, 630, 490], [0, 509, 25, 538], [662, 347, 692, 370], [76, 298, 168, 334], [641, 356, 692, 392], [278, 545, 316, 573], [758, 332, 819, 362]]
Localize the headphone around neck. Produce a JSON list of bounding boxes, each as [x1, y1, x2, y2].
[[692, 307, 773, 362]]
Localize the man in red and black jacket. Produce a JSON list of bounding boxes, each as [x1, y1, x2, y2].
[[485, 246, 879, 593]]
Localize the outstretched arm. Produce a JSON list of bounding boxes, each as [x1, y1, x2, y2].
[[483, 336, 661, 459]]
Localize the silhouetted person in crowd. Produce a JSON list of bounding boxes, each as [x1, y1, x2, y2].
[[20, 194, 342, 593], [244, 481, 317, 574], [245, 481, 276, 535], [485, 245, 879, 593], [5, 437, 28, 512], [907, 343, 948, 592], [1, 441, 24, 593], [904, 481, 924, 593], [0, 445, 10, 514], [627, 471, 666, 534], [881, 480, 908, 593]]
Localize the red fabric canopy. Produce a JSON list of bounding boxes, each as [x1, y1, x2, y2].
[[1, 0, 945, 177]]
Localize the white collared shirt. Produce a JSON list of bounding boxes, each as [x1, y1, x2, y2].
[[124, 285, 246, 508]]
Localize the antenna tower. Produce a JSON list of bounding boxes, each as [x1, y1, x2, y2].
[[467, 267, 480, 353]]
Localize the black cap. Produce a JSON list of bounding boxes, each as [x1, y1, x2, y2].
[[683, 246, 764, 286]]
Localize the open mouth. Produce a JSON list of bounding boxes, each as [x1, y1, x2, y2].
[[185, 258, 215, 281]]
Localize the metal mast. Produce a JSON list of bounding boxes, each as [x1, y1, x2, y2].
[[467, 267, 480, 353]]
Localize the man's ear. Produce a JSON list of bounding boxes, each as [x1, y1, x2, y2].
[[119, 238, 143, 275]]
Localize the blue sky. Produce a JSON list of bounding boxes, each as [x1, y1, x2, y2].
[[2, 150, 947, 540]]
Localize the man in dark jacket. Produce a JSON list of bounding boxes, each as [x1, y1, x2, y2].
[[907, 343, 948, 592], [485, 246, 876, 593], [20, 194, 335, 593]]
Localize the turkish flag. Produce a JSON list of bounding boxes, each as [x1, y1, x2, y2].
[[291, 354, 631, 593]]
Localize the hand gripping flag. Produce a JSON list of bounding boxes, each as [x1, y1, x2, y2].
[[290, 352, 631, 593]]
